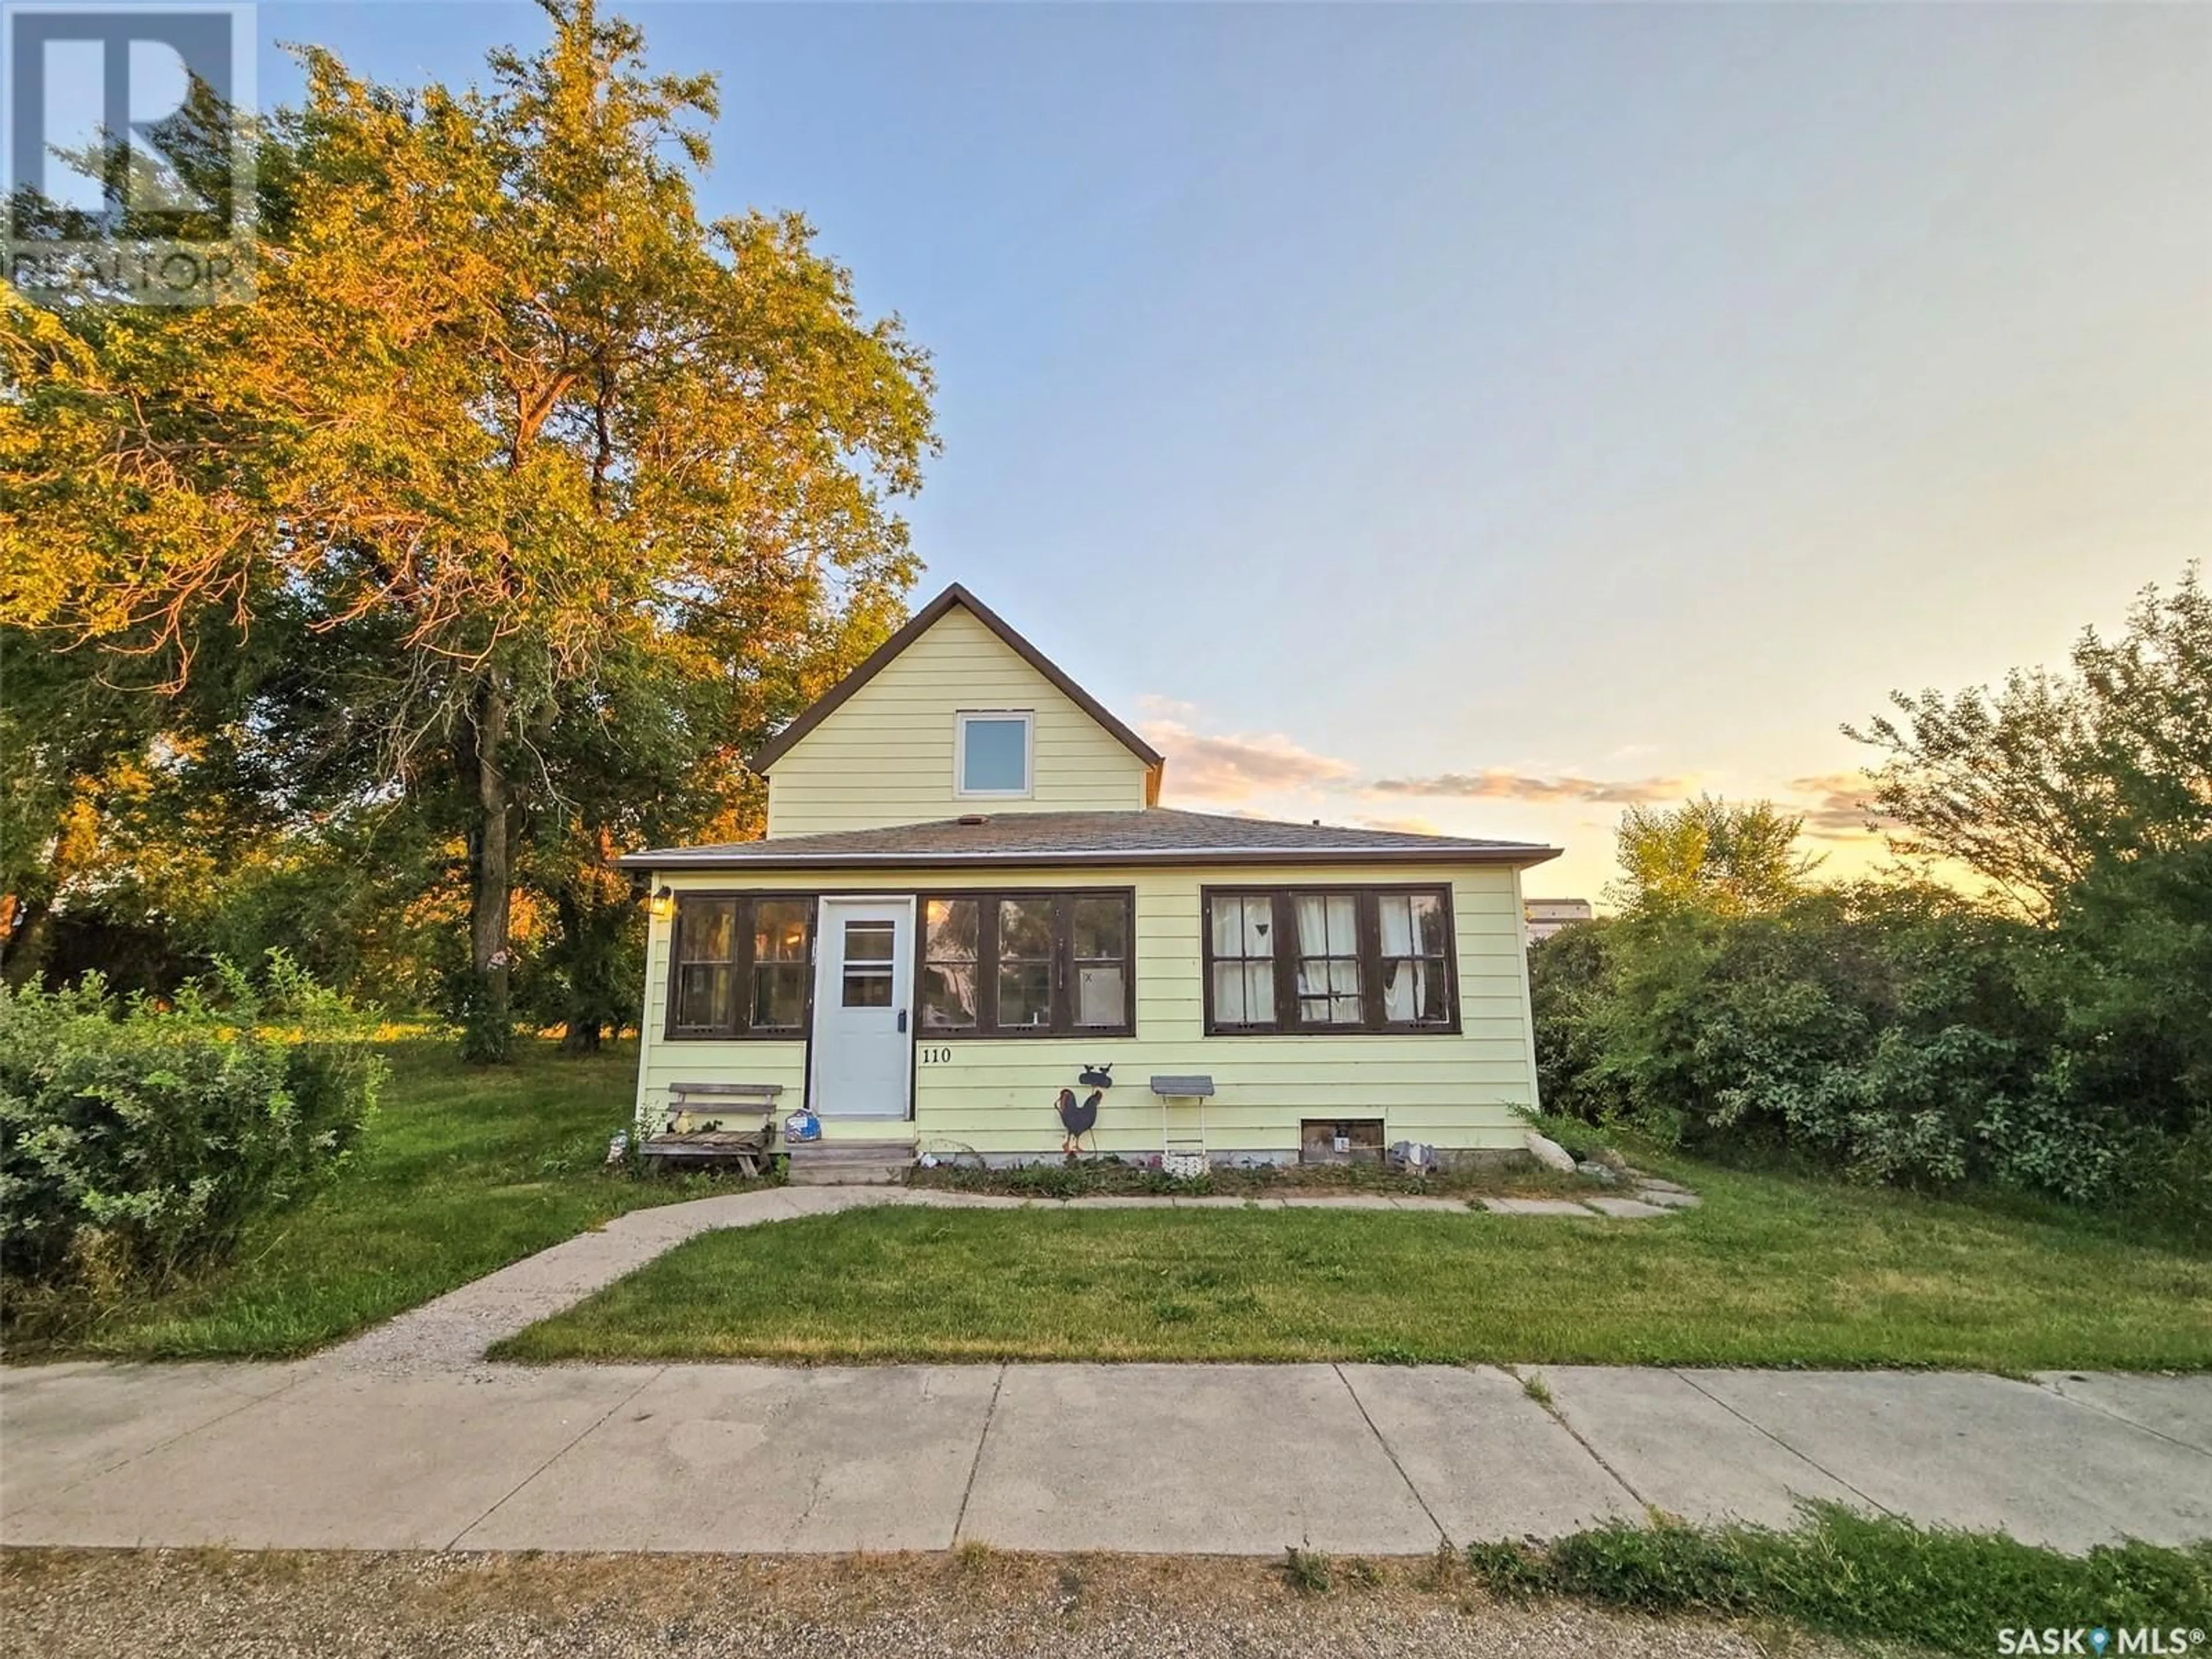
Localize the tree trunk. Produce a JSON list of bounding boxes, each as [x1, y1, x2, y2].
[[555, 883, 604, 1054], [460, 680, 513, 1063], [0, 894, 54, 989]]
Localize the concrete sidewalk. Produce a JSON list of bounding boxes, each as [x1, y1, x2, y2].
[[5, 1359, 2207, 1557]]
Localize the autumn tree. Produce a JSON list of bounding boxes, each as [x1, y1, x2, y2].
[[1605, 796, 1820, 918], [1, 1, 935, 1055]]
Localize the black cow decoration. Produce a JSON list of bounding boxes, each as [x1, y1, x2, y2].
[[1078, 1062, 1115, 1089], [1055, 1085, 1103, 1154]]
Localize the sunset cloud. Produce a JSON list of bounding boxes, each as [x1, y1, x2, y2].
[[1368, 770, 1696, 805], [1141, 715, 1357, 801], [1357, 813, 1446, 835], [1789, 771, 1887, 839]]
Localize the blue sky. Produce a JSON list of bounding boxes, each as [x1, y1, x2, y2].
[[260, 2, 2212, 897]]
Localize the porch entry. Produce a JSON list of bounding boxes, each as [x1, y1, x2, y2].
[[809, 896, 915, 1118]]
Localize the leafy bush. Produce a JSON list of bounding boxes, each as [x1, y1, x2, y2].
[[1529, 878, 2209, 1222], [0, 955, 383, 1309]]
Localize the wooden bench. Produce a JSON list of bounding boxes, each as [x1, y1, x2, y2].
[[639, 1081, 786, 1176]]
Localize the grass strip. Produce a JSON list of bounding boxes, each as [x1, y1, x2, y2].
[[1462, 1505, 2212, 1656]]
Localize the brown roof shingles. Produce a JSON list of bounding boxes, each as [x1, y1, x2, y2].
[[618, 808, 1560, 872]]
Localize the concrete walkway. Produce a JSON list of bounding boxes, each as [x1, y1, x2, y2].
[[5, 1186, 2206, 1559], [5, 1357, 2207, 1556]]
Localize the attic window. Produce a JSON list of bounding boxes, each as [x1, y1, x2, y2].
[[956, 711, 1033, 798]]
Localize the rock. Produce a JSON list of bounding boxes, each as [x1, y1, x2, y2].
[[1574, 1160, 1619, 1185], [1524, 1130, 1577, 1173]]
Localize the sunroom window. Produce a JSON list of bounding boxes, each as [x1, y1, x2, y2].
[[1203, 887, 1458, 1035], [666, 895, 815, 1039], [917, 889, 1134, 1036]]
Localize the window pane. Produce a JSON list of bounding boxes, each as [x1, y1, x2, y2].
[[921, 962, 979, 1028], [752, 963, 808, 1029], [998, 963, 1051, 1027], [676, 963, 732, 1028], [923, 898, 978, 961], [922, 897, 979, 1030], [1071, 895, 1127, 962], [1294, 893, 1361, 1023], [1213, 960, 1276, 1025], [1294, 894, 1357, 955], [998, 899, 1052, 961], [680, 900, 736, 964], [1243, 963, 1277, 1024], [961, 717, 1029, 793], [842, 969, 892, 1007], [1413, 893, 1449, 954], [1378, 894, 1415, 956], [1074, 964, 1125, 1028], [1211, 893, 1273, 958], [755, 900, 810, 964], [844, 919, 895, 963], [1382, 957, 1447, 1024], [1298, 956, 1362, 1024]]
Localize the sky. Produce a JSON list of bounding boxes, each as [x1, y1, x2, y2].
[[256, 2, 2212, 899]]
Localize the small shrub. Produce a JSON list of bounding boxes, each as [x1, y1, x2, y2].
[[0, 955, 383, 1319], [1282, 1544, 1332, 1596]]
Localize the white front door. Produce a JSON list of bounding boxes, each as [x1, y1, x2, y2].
[[809, 897, 915, 1118]]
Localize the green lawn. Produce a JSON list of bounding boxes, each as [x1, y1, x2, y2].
[[495, 1158, 2212, 1372], [59, 1036, 733, 1361]]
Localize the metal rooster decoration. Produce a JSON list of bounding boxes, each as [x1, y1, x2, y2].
[[1055, 1064, 1112, 1154]]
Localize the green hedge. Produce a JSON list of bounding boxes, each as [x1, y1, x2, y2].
[[1531, 874, 2211, 1235], [0, 956, 383, 1308]]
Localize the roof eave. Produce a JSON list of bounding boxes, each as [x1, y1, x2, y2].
[[615, 844, 1563, 873]]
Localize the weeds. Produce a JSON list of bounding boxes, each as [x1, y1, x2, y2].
[[1463, 1506, 2212, 1657], [909, 1153, 1600, 1202], [1282, 1545, 1332, 1596]]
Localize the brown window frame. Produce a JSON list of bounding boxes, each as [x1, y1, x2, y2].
[[662, 892, 818, 1041], [914, 887, 1137, 1039], [1200, 884, 1460, 1037]]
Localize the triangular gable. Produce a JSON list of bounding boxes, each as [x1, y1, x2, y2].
[[751, 584, 1165, 777]]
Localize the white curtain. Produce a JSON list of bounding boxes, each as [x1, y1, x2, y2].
[[1295, 895, 1360, 1022], [1211, 896, 1276, 1023]]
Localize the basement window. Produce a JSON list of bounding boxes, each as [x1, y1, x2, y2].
[[1301, 1119, 1386, 1166]]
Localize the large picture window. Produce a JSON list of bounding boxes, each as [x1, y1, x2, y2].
[[918, 889, 1134, 1037], [1201, 885, 1458, 1036], [666, 895, 816, 1039]]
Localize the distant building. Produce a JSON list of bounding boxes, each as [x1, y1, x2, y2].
[[1524, 897, 1594, 944]]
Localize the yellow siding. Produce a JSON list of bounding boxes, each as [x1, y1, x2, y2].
[[634, 861, 1539, 1158], [764, 606, 1150, 836]]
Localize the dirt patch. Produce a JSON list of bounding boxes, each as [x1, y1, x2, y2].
[[2, 1546, 1853, 1658]]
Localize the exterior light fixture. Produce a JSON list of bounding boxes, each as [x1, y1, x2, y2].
[[649, 885, 674, 921]]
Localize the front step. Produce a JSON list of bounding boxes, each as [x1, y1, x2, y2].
[[785, 1138, 914, 1187]]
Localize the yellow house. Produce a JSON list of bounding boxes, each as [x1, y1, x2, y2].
[[618, 585, 1560, 1170]]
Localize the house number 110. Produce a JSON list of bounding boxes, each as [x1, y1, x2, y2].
[[917, 1045, 955, 1066]]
